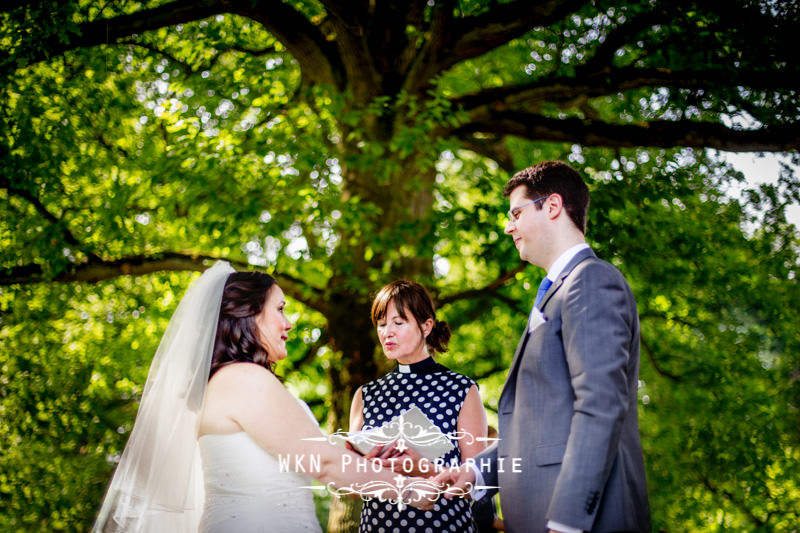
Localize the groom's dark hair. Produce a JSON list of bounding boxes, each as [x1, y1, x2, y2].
[[504, 161, 590, 233], [210, 271, 277, 378]]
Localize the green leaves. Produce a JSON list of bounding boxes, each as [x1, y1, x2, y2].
[[584, 148, 800, 529], [1, 1, 799, 530]]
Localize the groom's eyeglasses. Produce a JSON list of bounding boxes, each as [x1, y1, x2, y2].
[[507, 195, 549, 222]]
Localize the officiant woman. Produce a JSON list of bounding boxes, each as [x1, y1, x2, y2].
[[349, 280, 488, 532]]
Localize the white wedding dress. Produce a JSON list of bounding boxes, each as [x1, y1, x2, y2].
[[94, 263, 326, 533], [198, 402, 323, 533]]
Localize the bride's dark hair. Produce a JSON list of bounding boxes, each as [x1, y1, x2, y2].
[[209, 271, 277, 379]]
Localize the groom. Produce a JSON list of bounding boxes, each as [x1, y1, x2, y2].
[[437, 161, 650, 532]]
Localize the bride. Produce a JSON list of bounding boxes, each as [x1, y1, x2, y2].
[[94, 262, 436, 532]]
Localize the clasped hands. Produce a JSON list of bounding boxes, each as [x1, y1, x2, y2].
[[346, 441, 478, 510]]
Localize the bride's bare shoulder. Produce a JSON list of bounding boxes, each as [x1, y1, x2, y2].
[[209, 362, 277, 388]]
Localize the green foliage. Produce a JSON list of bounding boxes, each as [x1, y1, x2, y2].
[[1, 1, 799, 531], [584, 148, 800, 530], [1, 277, 173, 530], [0, 273, 330, 531]]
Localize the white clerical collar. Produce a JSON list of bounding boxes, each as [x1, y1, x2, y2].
[[397, 356, 436, 374], [546, 243, 590, 281]]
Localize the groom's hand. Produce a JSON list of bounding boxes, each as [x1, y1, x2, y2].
[[431, 464, 475, 499], [401, 476, 441, 511], [373, 441, 436, 477]]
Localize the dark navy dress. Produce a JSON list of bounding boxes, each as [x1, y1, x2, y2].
[[359, 357, 477, 533]]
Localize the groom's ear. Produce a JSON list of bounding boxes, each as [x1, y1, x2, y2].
[[544, 193, 564, 219]]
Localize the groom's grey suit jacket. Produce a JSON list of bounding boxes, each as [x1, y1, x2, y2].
[[479, 248, 650, 532]]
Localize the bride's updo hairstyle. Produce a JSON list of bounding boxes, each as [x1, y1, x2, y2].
[[371, 280, 451, 354], [210, 271, 277, 378]]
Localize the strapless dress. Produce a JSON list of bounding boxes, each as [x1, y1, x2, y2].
[[198, 431, 322, 532]]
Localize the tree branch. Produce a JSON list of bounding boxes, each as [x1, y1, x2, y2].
[[319, 13, 377, 98], [639, 334, 682, 382], [454, 111, 800, 152], [640, 310, 701, 331], [403, 0, 588, 94], [317, 0, 368, 24], [453, 67, 800, 114], [118, 39, 278, 76], [4, 0, 228, 74], [228, 44, 278, 56], [2, 252, 328, 314], [233, 1, 345, 89], [436, 0, 589, 73], [577, 3, 674, 74], [1, 177, 57, 226], [700, 475, 766, 528], [272, 270, 327, 313], [455, 134, 515, 172], [5, 0, 344, 89], [438, 262, 528, 311], [0, 176, 84, 248], [1, 252, 214, 285], [404, 0, 429, 29], [398, 0, 455, 94], [368, 0, 453, 95]]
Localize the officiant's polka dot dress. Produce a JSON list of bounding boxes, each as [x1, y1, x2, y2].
[[359, 362, 477, 533]]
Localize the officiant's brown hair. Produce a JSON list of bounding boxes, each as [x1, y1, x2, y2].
[[371, 280, 450, 354]]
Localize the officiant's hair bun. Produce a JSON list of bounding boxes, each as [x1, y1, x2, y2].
[[428, 320, 451, 354], [371, 280, 450, 354]]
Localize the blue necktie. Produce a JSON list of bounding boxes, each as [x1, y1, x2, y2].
[[534, 277, 553, 308]]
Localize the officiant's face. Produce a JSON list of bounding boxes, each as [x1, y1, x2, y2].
[[255, 284, 293, 363], [376, 300, 432, 365]]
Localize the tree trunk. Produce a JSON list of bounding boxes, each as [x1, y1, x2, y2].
[[323, 154, 436, 532], [327, 496, 363, 533], [325, 284, 377, 431]]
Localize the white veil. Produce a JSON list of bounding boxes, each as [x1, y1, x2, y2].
[[93, 261, 235, 532]]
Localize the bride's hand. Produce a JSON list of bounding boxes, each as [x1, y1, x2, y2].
[[375, 441, 436, 477], [399, 476, 441, 511], [343, 440, 360, 454]]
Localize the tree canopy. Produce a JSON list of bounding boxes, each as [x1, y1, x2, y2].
[[1, 0, 799, 530]]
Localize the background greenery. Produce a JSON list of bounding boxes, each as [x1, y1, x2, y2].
[[1, 0, 799, 531]]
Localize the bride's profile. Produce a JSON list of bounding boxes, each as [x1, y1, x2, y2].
[[94, 262, 436, 532]]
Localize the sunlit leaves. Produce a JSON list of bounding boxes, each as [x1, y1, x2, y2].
[[583, 148, 800, 529], [2, 0, 800, 530]]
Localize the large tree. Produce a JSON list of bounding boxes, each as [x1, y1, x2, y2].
[[1, 0, 799, 530]]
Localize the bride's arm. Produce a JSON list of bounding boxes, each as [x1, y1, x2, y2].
[[205, 363, 433, 502]]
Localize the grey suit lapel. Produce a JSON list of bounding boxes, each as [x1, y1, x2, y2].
[[501, 248, 597, 405], [538, 247, 596, 310], [499, 328, 529, 412]]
